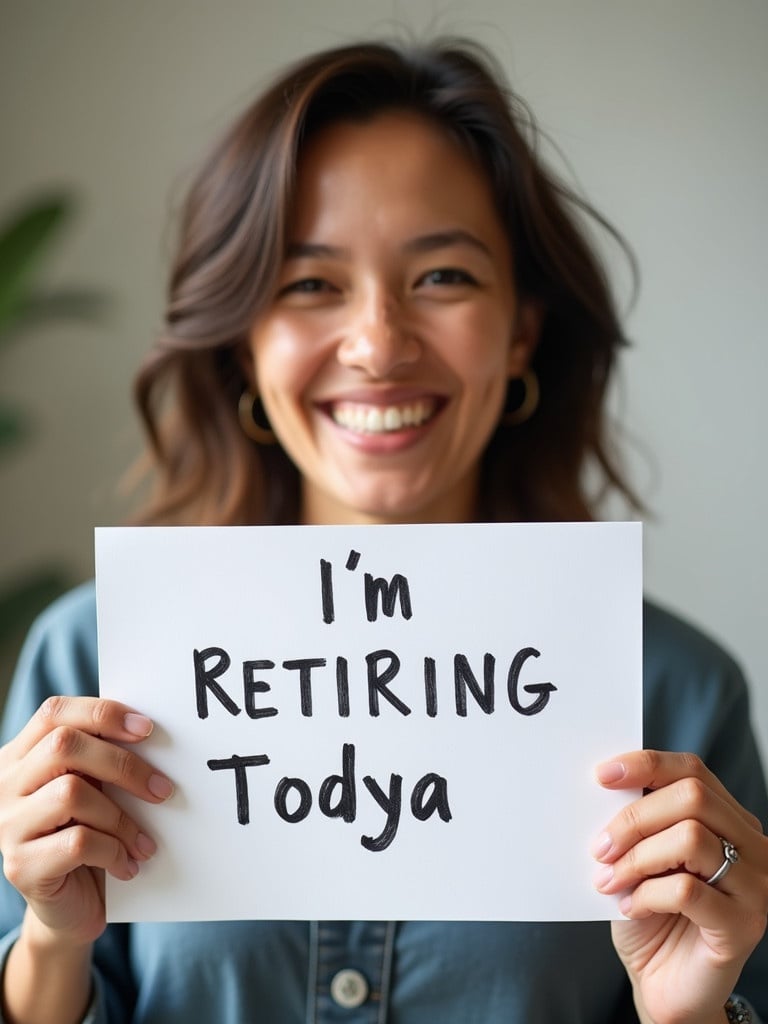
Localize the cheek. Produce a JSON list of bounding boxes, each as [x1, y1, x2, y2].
[[445, 310, 513, 392], [251, 318, 327, 400]]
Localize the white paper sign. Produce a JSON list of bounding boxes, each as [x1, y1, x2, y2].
[[96, 522, 642, 923]]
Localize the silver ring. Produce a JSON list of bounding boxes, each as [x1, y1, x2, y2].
[[705, 837, 740, 887]]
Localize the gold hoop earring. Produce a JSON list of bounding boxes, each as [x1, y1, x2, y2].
[[502, 369, 540, 426], [238, 390, 277, 445]]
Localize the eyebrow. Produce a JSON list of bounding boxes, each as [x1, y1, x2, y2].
[[284, 229, 492, 262], [402, 230, 492, 258], [284, 241, 349, 260]]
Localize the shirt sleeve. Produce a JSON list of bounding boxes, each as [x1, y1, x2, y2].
[[703, 677, 768, 1022], [0, 584, 135, 1024], [0, 927, 103, 1024], [644, 601, 768, 1020]]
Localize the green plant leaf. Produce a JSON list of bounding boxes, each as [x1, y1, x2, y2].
[[7, 288, 110, 337], [0, 194, 74, 341], [0, 403, 27, 451]]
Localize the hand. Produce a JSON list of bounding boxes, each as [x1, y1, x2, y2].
[[593, 750, 768, 1024], [0, 696, 173, 948]]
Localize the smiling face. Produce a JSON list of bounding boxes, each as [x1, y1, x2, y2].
[[243, 111, 539, 525]]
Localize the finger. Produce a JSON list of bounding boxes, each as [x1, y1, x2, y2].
[[593, 774, 749, 864], [617, 873, 765, 957], [9, 774, 157, 864], [4, 825, 140, 894], [17, 726, 174, 804], [619, 872, 729, 927], [594, 819, 757, 898], [8, 696, 154, 760], [596, 750, 763, 833]]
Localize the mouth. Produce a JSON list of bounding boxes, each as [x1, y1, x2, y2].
[[327, 398, 441, 435]]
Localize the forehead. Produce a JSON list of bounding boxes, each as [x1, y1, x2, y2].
[[288, 111, 503, 242]]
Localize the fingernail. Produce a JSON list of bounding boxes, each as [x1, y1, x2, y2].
[[127, 858, 140, 878], [591, 831, 613, 859], [618, 894, 632, 917], [148, 774, 174, 800], [596, 761, 626, 784], [136, 832, 157, 857], [124, 713, 153, 737], [593, 865, 614, 890]]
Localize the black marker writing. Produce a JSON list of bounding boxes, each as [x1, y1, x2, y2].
[[424, 657, 438, 717], [319, 550, 413, 624], [207, 744, 451, 851], [364, 572, 412, 622], [319, 559, 334, 624], [318, 742, 356, 822], [195, 647, 240, 719], [193, 646, 555, 719], [507, 647, 557, 715], [454, 653, 496, 716], [366, 649, 411, 717], [335, 656, 350, 717], [282, 658, 327, 717], [243, 660, 278, 720], [361, 773, 402, 852], [274, 777, 312, 823], [410, 773, 452, 822], [206, 754, 270, 824], [319, 549, 361, 625]]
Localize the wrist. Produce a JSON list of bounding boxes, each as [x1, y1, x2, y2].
[[2, 910, 94, 1024], [19, 907, 94, 959], [631, 981, 733, 1024]]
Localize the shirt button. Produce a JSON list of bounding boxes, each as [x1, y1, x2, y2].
[[330, 968, 369, 1008]]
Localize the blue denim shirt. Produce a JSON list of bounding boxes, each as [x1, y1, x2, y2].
[[1, 583, 766, 1023]]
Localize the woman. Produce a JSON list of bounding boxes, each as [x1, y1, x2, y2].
[[0, 38, 766, 1024]]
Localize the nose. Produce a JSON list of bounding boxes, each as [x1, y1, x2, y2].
[[336, 291, 420, 377]]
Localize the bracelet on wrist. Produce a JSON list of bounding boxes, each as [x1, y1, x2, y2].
[[725, 997, 754, 1023]]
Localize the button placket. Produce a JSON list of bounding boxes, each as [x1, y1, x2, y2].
[[307, 921, 395, 1023]]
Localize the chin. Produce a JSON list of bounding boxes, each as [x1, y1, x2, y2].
[[304, 466, 470, 525], [342, 485, 449, 525]]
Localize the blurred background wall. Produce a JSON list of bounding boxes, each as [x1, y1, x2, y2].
[[1, 0, 766, 758]]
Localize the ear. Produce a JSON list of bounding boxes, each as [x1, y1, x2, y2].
[[506, 301, 542, 378], [236, 337, 258, 390]]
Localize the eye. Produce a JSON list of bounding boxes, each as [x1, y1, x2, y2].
[[417, 267, 478, 288], [279, 277, 335, 296]]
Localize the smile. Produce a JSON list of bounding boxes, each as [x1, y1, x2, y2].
[[330, 399, 438, 435]]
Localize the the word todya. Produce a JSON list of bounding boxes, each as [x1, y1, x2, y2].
[[206, 742, 449, 853]]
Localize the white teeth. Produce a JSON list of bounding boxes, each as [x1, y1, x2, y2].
[[331, 399, 436, 434], [366, 408, 384, 432], [383, 408, 401, 430]]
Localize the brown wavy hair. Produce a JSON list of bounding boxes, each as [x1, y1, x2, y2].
[[132, 38, 640, 526]]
